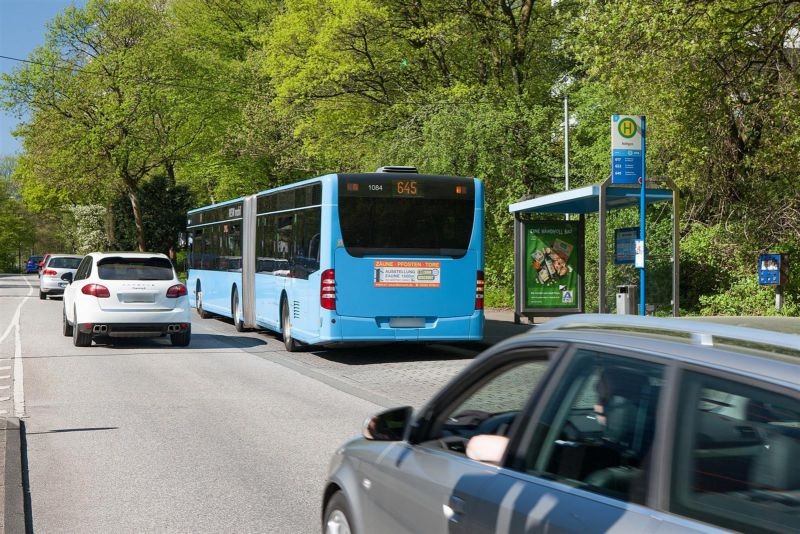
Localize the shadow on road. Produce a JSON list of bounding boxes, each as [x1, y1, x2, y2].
[[93, 333, 267, 350], [305, 343, 476, 365], [27, 426, 118, 435]]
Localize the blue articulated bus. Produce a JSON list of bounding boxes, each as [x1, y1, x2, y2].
[[186, 167, 484, 351]]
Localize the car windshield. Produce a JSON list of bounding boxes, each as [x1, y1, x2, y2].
[[48, 257, 82, 269], [97, 257, 175, 281]]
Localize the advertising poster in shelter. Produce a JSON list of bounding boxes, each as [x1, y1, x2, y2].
[[524, 221, 580, 309]]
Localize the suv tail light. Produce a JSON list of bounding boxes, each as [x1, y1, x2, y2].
[[321, 269, 336, 310], [166, 284, 188, 298], [82, 284, 110, 298], [42, 269, 57, 276], [475, 271, 485, 310]]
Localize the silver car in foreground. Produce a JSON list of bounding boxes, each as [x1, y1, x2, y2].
[[323, 315, 800, 534], [39, 254, 83, 299]]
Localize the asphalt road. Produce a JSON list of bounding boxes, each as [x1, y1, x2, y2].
[[0, 274, 476, 533]]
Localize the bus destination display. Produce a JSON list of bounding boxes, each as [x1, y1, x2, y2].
[[341, 175, 473, 199]]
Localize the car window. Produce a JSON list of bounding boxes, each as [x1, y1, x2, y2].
[[74, 257, 91, 281], [422, 353, 549, 455], [97, 257, 175, 281], [519, 349, 664, 504], [48, 257, 82, 269], [670, 371, 800, 533]]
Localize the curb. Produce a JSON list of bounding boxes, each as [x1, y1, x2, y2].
[[4, 418, 29, 534]]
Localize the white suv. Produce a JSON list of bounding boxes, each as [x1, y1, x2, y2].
[[62, 252, 191, 347]]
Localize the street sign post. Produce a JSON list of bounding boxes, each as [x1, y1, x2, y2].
[[758, 253, 789, 312], [611, 115, 646, 315]]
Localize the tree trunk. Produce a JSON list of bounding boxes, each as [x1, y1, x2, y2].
[[127, 189, 146, 252]]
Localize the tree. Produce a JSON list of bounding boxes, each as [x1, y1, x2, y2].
[[0, 158, 35, 271], [1, 0, 211, 251]]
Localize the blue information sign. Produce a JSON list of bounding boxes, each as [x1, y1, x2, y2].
[[611, 115, 645, 185], [758, 253, 788, 286], [612, 150, 643, 184], [614, 227, 639, 264]]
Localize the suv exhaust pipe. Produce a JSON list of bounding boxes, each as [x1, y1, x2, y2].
[[92, 325, 108, 334], [167, 324, 181, 333]]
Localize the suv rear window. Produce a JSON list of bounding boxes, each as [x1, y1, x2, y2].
[[337, 175, 475, 258], [48, 257, 82, 269], [97, 257, 175, 281]]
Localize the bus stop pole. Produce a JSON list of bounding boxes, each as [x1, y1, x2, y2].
[[599, 179, 608, 313], [671, 179, 680, 316], [639, 117, 647, 316]]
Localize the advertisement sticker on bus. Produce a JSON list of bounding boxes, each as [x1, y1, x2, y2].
[[374, 260, 441, 288]]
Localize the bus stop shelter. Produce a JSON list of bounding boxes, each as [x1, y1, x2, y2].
[[508, 176, 680, 319]]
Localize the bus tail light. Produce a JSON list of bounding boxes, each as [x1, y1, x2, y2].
[[475, 271, 485, 310], [321, 269, 336, 310], [82, 284, 110, 298]]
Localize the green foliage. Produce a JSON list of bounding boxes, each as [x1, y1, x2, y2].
[[1, 0, 798, 312], [110, 175, 192, 255], [68, 205, 109, 255]]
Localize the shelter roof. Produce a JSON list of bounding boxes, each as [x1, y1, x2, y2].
[[508, 184, 673, 215]]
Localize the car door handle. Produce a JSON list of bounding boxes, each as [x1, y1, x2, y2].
[[449, 495, 465, 515]]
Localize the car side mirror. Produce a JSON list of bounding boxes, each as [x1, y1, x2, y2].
[[362, 406, 412, 441], [466, 435, 509, 466], [61, 272, 73, 283]]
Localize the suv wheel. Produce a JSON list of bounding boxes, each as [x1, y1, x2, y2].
[[72, 308, 92, 347], [170, 326, 191, 347]]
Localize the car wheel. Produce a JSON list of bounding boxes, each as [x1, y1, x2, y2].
[[39, 290, 46, 300], [72, 308, 92, 347], [281, 299, 299, 353], [170, 326, 191, 347], [232, 289, 244, 332], [323, 492, 354, 534], [196, 284, 211, 319], [62, 306, 73, 337]]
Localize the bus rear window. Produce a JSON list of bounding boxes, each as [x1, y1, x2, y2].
[[97, 257, 175, 281], [337, 175, 475, 257]]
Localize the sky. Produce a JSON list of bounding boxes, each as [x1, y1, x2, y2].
[[0, 0, 85, 156]]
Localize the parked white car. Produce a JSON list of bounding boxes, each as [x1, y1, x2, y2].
[[62, 252, 191, 347], [39, 254, 83, 300]]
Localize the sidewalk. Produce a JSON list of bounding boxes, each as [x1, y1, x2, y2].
[[482, 308, 542, 347]]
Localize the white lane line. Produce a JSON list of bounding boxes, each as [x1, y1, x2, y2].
[[0, 275, 32, 345], [0, 375, 9, 380], [0, 385, 9, 390], [11, 275, 32, 418]]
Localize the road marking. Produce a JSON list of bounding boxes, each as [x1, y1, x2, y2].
[[1, 275, 33, 418], [0, 366, 11, 371], [0, 385, 10, 390], [0, 397, 10, 402]]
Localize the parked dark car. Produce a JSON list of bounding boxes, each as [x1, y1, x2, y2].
[[25, 256, 43, 274], [323, 314, 800, 534]]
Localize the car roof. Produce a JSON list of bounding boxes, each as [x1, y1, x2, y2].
[[498, 314, 800, 391], [88, 252, 169, 259]]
